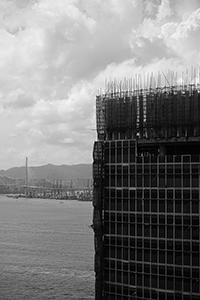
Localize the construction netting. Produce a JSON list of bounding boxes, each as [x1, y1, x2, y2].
[[96, 87, 200, 139]]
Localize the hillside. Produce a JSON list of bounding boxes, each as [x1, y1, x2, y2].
[[0, 174, 16, 185], [0, 163, 92, 181]]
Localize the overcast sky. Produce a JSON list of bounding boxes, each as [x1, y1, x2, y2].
[[0, 0, 200, 169]]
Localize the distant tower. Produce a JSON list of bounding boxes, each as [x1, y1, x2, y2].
[[25, 157, 29, 197]]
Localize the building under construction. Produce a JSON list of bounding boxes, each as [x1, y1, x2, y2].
[[93, 77, 200, 300]]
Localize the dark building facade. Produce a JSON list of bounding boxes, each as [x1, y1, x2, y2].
[[93, 84, 200, 300]]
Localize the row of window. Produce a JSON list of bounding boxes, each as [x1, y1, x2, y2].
[[105, 246, 200, 266], [104, 146, 200, 165], [104, 174, 199, 188], [104, 222, 200, 239], [105, 188, 199, 198], [105, 163, 200, 174], [104, 270, 200, 293], [104, 283, 199, 300], [104, 198, 199, 213], [104, 213, 199, 225], [104, 237, 200, 252], [104, 155, 200, 166], [104, 260, 200, 278]]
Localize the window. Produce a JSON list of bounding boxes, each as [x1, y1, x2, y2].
[[183, 200, 190, 213], [159, 175, 165, 187], [152, 250, 157, 263], [144, 175, 150, 187], [183, 279, 190, 292], [192, 242, 199, 252], [117, 223, 122, 235], [159, 189, 165, 198], [123, 223, 128, 235], [159, 200, 165, 212], [130, 224, 135, 236], [192, 253, 199, 266], [167, 216, 173, 224], [167, 293, 174, 300], [144, 250, 150, 262], [159, 276, 165, 289], [192, 226, 199, 240], [167, 200, 173, 213], [151, 200, 157, 212], [175, 164, 181, 173], [144, 200, 150, 212], [130, 175, 135, 187], [144, 275, 150, 287], [167, 226, 173, 238], [123, 199, 128, 211], [167, 277, 173, 290], [183, 175, 190, 187], [175, 175, 181, 187], [117, 271, 121, 283], [175, 252, 182, 265], [123, 148, 128, 163], [130, 273, 135, 285], [175, 278, 182, 291], [192, 279, 199, 293], [159, 240, 165, 250], [151, 275, 157, 288], [137, 274, 142, 286], [111, 148, 115, 163], [151, 240, 157, 249], [152, 225, 157, 237], [117, 199, 122, 211], [123, 175, 128, 187], [137, 199, 142, 212], [130, 248, 135, 260], [117, 175, 122, 187], [183, 226, 190, 239], [130, 198, 135, 212], [167, 251, 173, 264], [167, 175, 174, 187], [183, 268, 190, 278], [192, 175, 199, 187], [183, 252, 190, 266], [137, 225, 142, 236], [192, 200, 199, 213], [123, 271, 128, 284], [159, 251, 165, 263], [159, 225, 165, 238], [137, 175, 143, 187], [144, 225, 150, 237], [144, 264, 150, 273], [175, 226, 182, 239]]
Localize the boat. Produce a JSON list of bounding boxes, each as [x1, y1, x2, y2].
[[7, 194, 19, 199]]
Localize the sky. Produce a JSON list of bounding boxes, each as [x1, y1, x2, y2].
[[0, 0, 200, 169]]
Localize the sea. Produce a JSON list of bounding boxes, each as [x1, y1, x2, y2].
[[0, 195, 95, 300]]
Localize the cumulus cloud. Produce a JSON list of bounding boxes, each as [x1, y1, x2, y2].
[[0, 0, 199, 169], [157, 0, 173, 21]]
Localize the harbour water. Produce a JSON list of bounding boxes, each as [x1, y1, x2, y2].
[[0, 195, 94, 300]]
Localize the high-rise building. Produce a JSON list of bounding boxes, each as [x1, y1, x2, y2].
[[93, 80, 200, 300]]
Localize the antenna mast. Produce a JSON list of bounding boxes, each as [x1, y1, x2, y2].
[[25, 157, 28, 197]]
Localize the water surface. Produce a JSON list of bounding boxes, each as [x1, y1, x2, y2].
[[0, 196, 94, 299]]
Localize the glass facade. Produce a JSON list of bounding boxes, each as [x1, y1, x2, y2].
[[101, 140, 200, 300]]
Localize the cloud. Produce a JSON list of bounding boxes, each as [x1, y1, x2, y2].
[[157, 0, 173, 21], [0, 0, 199, 169]]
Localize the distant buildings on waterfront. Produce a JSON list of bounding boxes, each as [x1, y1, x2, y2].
[[0, 176, 93, 195], [15, 177, 93, 189]]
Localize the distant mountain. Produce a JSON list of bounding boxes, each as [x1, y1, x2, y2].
[[0, 174, 16, 185], [0, 164, 92, 181]]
